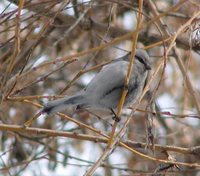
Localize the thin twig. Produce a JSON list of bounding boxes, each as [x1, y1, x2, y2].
[[0, 123, 200, 168]]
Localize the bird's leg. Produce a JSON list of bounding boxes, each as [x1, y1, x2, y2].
[[111, 108, 121, 122], [76, 105, 82, 110]]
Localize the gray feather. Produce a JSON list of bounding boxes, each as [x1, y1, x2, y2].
[[42, 95, 85, 114], [42, 49, 151, 115]]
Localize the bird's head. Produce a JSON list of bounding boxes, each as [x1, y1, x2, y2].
[[135, 49, 151, 70]]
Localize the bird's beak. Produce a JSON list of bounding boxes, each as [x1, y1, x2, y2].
[[145, 63, 151, 70]]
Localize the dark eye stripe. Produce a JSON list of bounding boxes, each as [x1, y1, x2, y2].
[[136, 55, 146, 65]]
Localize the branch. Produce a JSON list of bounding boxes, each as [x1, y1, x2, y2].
[[0, 123, 199, 156]]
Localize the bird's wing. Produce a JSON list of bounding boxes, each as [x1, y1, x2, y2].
[[84, 61, 128, 104]]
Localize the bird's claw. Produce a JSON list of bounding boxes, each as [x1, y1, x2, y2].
[[112, 115, 121, 122]]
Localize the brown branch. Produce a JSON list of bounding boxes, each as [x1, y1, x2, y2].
[[0, 123, 199, 157], [7, 0, 200, 52], [84, 1, 144, 175]]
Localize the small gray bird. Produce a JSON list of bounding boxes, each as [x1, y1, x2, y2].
[[42, 49, 151, 121]]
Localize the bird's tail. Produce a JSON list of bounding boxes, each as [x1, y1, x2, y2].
[[41, 95, 86, 114]]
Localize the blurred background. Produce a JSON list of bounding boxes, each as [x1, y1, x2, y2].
[[0, 0, 200, 175]]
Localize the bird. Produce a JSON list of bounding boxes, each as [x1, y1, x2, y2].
[[42, 49, 151, 121]]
